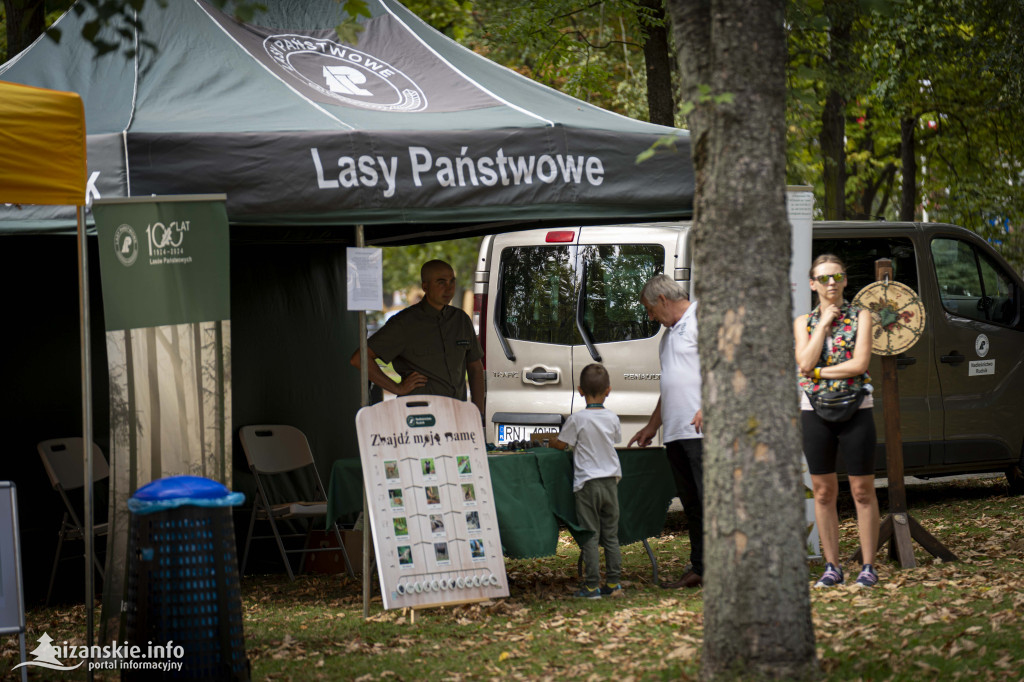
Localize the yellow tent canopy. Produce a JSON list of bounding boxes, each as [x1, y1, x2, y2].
[[0, 80, 86, 205]]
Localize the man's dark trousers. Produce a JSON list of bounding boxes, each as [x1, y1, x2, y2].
[[665, 438, 703, 576]]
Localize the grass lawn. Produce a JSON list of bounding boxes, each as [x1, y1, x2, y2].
[[4, 476, 1022, 680]]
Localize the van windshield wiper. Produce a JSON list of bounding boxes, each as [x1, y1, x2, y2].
[[575, 260, 602, 362]]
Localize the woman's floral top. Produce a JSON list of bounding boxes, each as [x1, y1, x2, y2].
[[798, 300, 871, 397]]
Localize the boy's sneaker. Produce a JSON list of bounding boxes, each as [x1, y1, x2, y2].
[[600, 583, 623, 597], [855, 564, 878, 588], [813, 562, 844, 588], [573, 585, 602, 599]]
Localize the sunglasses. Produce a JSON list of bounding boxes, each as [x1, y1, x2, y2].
[[814, 273, 846, 285]]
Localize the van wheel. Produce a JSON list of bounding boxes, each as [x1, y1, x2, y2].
[[1007, 453, 1024, 496]]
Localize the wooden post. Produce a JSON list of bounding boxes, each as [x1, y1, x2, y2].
[[852, 259, 957, 567]]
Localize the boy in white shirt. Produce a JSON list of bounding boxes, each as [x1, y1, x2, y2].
[[551, 363, 623, 599]]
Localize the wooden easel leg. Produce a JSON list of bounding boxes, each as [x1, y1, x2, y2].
[[908, 515, 958, 562], [890, 513, 916, 568]]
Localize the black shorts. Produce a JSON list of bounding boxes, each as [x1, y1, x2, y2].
[[801, 408, 877, 476]]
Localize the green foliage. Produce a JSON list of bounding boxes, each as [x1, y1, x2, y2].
[[785, 0, 1024, 271], [376, 236, 482, 316], [403, 0, 473, 40], [461, 0, 656, 118]]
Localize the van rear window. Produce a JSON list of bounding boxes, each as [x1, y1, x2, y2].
[[497, 244, 665, 345], [498, 246, 581, 345], [581, 245, 664, 342]]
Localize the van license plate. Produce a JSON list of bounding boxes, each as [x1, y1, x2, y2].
[[496, 424, 560, 446]]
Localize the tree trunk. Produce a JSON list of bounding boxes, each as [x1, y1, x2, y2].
[[819, 0, 854, 220], [3, 0, 44, 60], [670, 0, 711, 222], [194, 324, 207, 478], [146, 326, 162, 475], [638, 0, 675, 126], [900, 115, 917, 221], [667, 0, 817, 678]]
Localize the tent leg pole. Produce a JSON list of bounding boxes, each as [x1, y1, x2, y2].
[[357, 224, 372, 619], [76, 205, 96, 677]]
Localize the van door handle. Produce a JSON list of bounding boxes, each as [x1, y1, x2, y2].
[[940, 352, 965, 365], [525, 371, 557, 381], [895, 356, 916, 368]]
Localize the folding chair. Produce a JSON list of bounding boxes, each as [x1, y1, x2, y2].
[[239, 425, 354, 580], [36, 438, 109, 605]]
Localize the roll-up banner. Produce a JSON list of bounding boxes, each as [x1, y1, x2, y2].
[[92, 195, 231, 640]]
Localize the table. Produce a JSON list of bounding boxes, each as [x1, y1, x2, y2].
[[326, 447, 676, 569]]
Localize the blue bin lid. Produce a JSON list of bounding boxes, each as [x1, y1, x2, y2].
[[128, 475, 244, 515], [132, 475, 232, 501]]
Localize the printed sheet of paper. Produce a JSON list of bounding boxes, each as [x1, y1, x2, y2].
[[356, 396, 508, 610], [346, 247, 383, 311]]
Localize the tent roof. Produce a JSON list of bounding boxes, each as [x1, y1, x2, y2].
[[0, 0, 692, 242]]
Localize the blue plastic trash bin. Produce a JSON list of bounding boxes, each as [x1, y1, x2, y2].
[[124, 476, 248, 681]]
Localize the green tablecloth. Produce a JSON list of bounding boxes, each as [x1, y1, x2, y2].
[[325, 447, 676, 560], [325, 457, 364, 528]]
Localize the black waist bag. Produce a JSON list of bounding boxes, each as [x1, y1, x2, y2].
[[809, 389, 866, 423]]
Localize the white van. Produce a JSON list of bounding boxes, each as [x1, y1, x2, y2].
[[474, 221, 1024, 492]]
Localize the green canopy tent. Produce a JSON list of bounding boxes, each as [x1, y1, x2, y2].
[[0, 0, 692, 239], [0, 0, 692, 626]]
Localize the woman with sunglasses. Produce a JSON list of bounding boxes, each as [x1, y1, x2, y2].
[[793, 254, 880, 588]]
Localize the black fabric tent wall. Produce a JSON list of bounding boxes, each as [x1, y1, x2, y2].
[[3, 234, 365, 601]]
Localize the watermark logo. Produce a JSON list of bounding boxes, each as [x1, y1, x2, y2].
[[13, 633, 83, 672], [114, 223, 139, 267], [264, 34, 427, 111], [12, 632, 185, 673]]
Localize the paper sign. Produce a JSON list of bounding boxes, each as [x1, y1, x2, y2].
[[347, 247, 383, 311], [969, 360, 994, 376]]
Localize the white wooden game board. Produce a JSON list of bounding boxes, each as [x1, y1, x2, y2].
[[356, 396, 509, 610]]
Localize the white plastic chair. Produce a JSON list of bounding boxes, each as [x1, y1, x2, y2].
[[36, 438, 109, 604], [239, 425, 354, 580]]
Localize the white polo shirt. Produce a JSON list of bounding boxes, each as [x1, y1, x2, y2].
[[660, 301, 702, 442]]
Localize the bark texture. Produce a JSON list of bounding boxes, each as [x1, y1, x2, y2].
[[639, 0, 676, 126], [3, 0, 44, 60], [819, 0, 854, 220], [667, 0, 817, 678]]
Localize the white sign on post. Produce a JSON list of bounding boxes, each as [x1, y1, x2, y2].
[[356, 396, 509, 610], [346, 247, 383, 311], [787, 186, 820, 558], [787, 185, 815, 317]]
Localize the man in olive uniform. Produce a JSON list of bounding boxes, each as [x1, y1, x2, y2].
[[350, 260, 485, 415]]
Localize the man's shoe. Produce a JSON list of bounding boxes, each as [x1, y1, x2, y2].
[[573, 585, 602, 599], [661, 570, 702, 589], [813, 562, 844, 588], [600, 583, 623, 596], [854, 564, 878, 588]]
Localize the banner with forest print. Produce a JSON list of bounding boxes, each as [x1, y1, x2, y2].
[[93, 195, 231, 640]]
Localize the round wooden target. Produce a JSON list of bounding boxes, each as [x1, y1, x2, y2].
[[852, 280, 926, 356]]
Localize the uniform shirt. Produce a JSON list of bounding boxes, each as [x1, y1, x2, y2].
[[659, 300, 702, 442], [368, 300, 484, 400], [558, 408, 622, 492]]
